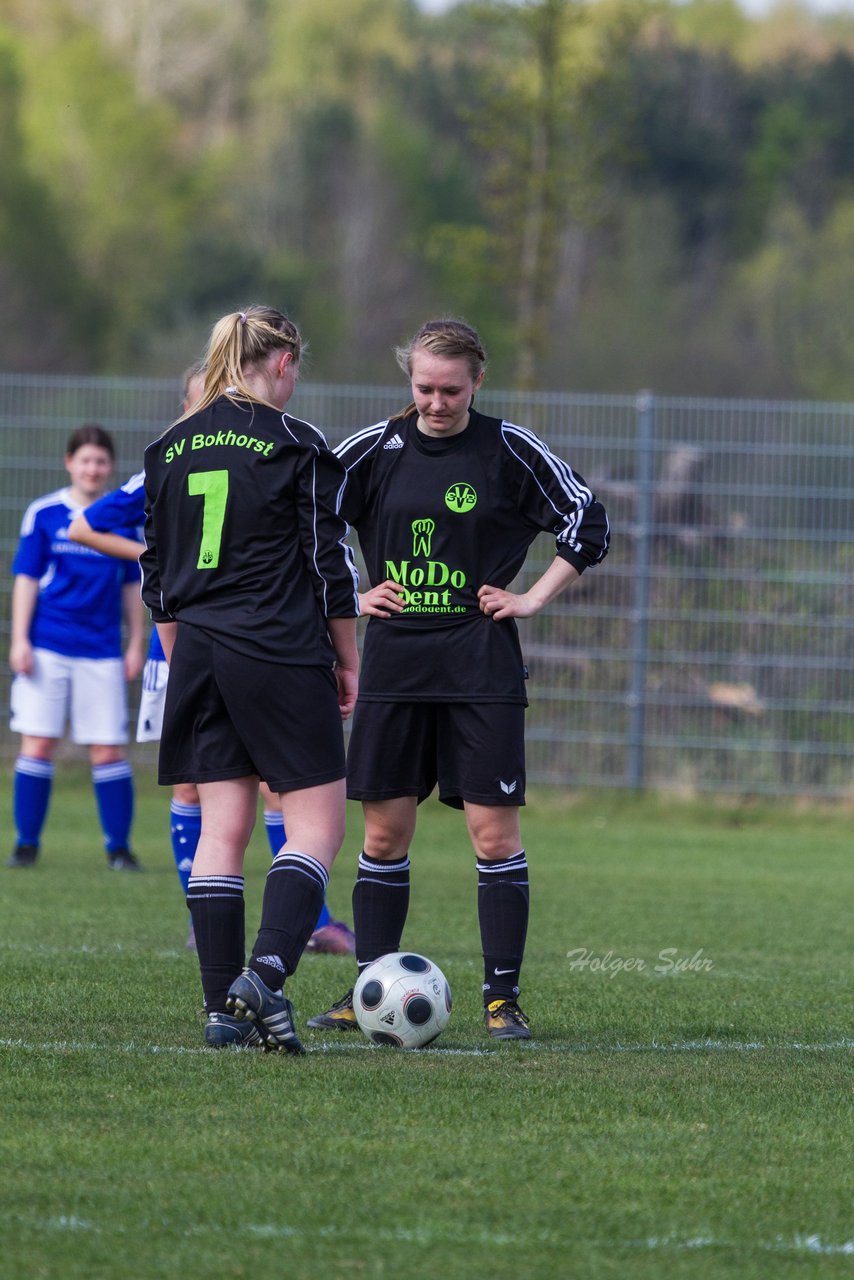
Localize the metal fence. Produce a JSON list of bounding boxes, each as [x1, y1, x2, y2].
[[2, 372, 853, 798]]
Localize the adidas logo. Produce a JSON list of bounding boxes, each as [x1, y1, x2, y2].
[[499, 779, 518, 795], [380, 1010, 397, 1025], [255, 954, 285, 973], [383, 433, 404, 450]]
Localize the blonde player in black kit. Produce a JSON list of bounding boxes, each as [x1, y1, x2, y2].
[[140, 306, 359, 1052], [309, 318, 609, 1040]]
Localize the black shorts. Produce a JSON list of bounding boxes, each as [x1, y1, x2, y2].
[[346, 701, 526, 810], [159, 623, 345, 793]]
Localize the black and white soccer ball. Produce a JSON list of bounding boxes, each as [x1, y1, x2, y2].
[[353, 952, 452, 1049]]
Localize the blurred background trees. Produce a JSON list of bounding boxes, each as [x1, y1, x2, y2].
[[3, 0, 854, 394]]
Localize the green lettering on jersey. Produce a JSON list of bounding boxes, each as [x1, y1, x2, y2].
[[187, 469, 228, 569]]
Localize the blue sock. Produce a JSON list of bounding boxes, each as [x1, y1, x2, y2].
[[13, 755, 54, 847], [262, 809, 330, 929], [92, 761, 134, 854], [170, 801, 202, 895], [263, 810, 285, 858]]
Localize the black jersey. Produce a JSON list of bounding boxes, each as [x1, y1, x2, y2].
[[140, 396, 359, 665], [336, 408, 609, 702]]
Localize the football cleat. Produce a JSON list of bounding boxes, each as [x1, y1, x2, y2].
[[306, 987, 358, 1031], [107, 848, 143, 871], [304, 921, 357, 955], [204, 1012, 264, 1049], [7, 843, 39, 868], [485, 999, 532, 1040], [226, 968, 304, 1054]]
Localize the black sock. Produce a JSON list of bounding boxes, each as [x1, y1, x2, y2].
[[477, 851, 529, 1004], [353, 851, 411, 970], [187, 875, 245, 1014], [250, 852, 327, 988]]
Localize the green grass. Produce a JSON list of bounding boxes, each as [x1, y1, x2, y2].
[[1, 771, 852, 1279]]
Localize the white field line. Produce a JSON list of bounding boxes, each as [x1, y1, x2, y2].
[[0, 941, 192, 960], [0, 1036, 851, 1058], [13, 1217, 854, 1257], [633, 1233, 854, 1256]]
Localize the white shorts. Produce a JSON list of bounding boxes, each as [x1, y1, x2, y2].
[[136, 658, 169, 743], [10, 647, 129, 745]]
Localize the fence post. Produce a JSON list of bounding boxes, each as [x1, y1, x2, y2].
[[628, 390, 655, 790]]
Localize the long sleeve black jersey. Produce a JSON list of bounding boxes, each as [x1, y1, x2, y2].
[[336, 408, 609, 702], [140, 396, 359, 665]]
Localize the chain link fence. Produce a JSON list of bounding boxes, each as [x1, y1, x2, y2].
[[2, 373, 853, 798]]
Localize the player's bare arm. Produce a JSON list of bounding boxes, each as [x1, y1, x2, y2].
[[478, 557, 580, 622], [9, 576, 39, 675], [155, 621, 178, 665], [327, 616, 360, 719], [68, 512, 144, 563], [122, 582, 146, 681]]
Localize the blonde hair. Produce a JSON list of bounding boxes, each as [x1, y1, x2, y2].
[[176, 305, 303, 421], [394, 318, 487, 382], [390, 318, 487, 423]]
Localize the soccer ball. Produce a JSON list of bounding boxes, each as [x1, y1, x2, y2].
[[353, 952, 452, 1049]]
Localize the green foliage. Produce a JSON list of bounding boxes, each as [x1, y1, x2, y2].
[[740, 199, 854, 399], [670, 0, 752, 51], [0, 26, 100, 363], [4, 0, 854, 390], [15, 22, 202, 366]]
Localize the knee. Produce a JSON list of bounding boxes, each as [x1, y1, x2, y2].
[[20, 737, 56, 762], [89, 745, 126, 767], [363, 827, 411, 861], [467, 819, 522, 862], [471, 834, 519, 861], [465, 801, 522, 862], [173, 782, 199, 806], [205, 814, 256, 852]]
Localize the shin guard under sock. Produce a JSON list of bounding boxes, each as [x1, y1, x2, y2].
[[477, 851, 529, 1003], [352, 851, 411, 970], [250, 852, 327, 987], [187, 875, 245, 1013]]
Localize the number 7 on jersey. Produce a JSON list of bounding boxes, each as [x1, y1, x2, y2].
[[188, 470, 228, 569]]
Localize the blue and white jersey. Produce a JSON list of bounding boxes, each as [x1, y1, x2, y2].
[[85, 470, 145, 536], [12, 487, 141, 660], [83, 471, 165, 662]]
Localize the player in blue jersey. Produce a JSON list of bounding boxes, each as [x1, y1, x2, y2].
[[67, 368, 208, 944], [68, 365, 356, 955], [8, 424, 145, 870]]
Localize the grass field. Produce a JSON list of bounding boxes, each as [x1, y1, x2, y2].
[[1, 768, 852, 1279]]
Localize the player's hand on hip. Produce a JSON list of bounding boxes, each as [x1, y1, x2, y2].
[[478, 583, 533, 621], [359, 581, 407, 618]]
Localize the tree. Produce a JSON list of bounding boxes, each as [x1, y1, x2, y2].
[[740, 199, 854, 398], [0, 27, 98, 368], [469, 0, 645, 387], [8, 7, 225, 366]]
